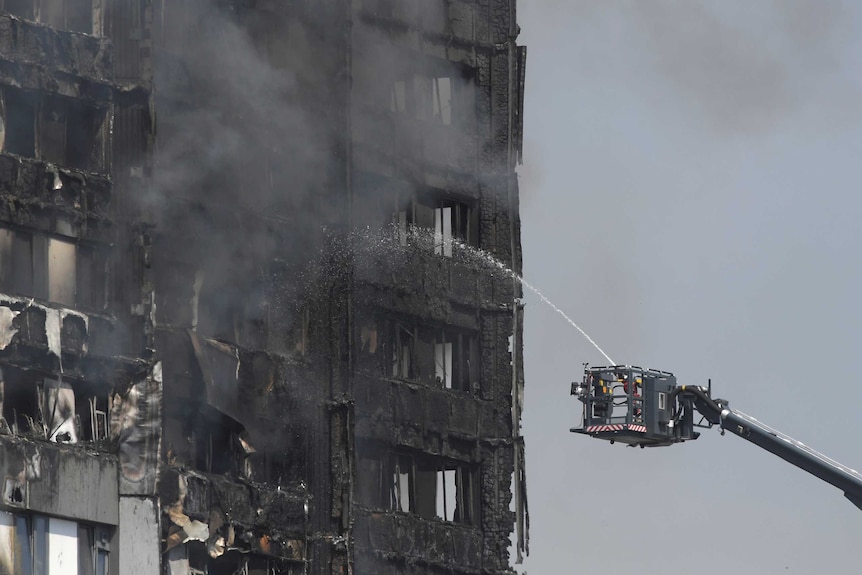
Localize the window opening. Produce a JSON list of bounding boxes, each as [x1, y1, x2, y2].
[[391, 324, 415, 379], [386, 321, 476, 391], [421, 0, 448, 33], [431, 77, 452, 125], [1, 365, 41, 436], [1, 88, 104, 171], [40, 377, 78, 443], [3, 88, 36, 158], [0, 512, 107, 575], [386, 452, 478, 524], [40, 95, 67, 166], [387, 62, 472, 125], [0, 226, 102, 309], [387, 453, 413, 512], [437, 467, 456, 520], [4, 0, 33, 20], [6, 0, 92, 33], [48, 237, 76, 306], [434, 338, 452, 388], [434, 328, 475, 391], [397, 195, 478, 254], [434, 205, 452, 256], [66, 0, 94, 34]]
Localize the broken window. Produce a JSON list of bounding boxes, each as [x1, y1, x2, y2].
[[41, 377, 77, 443], [0, 226, 105, 309], [388, 63, 474, 126], [431, 76, 452, 125], [48, 236, 76, 306], [384, 452, 479, 525], [75, 379, 110, 443], [390, 323, 415, 379], [40, 94, 105, 171], [433, 328, 477, 392], [3, 0, 34, 20], [384, 320, 477, 392], [0, 227, 38, 297], [290, 307, 309, 357], [0, 365, 111, 445], [388, 454, 413, 512], [0, 87, 106, 172], [397, 194, 478, 256], [166, 400, 246, 476], [420, 0, 448, 33], [0, 512, 110, 575], [2, 87, 36, 158], [1, 365, 42, 437], [2, 0, 94, 33], [41, 0, 94, 34], [171, 544, 291, 575], [196, 272, 279, 352]]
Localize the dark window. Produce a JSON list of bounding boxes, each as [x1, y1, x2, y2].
[[78, 522, 110, 575], [383, 452, 479, 525], [176, 543, 282, 575], [432, 327, 478, 392], [0, 228, 46, 299], [1, 0, 91, 33], [1, 366, 41, 437], [389, 64, 475, 127], [4, 0, 33, 20], [390, 323, 416, 380], [40, 95, 68, 165], [398, 194, 479, 256], [196, 272, 275, 351], [420, 0, 448, 32], [41, 95, 104, 170], [8, 0, 92, 33], [66, 0, 94, 34], [168, 402, 246, 476], [0, 87, 105, 172], [0, 365, 111, 446], [3, 88, 36, 157], [12, 514, 41, 572], [383, 319, 478, 392], [0, 226, 105, 309]]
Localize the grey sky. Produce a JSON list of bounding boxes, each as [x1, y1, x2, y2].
[[518, 2, 862, 573]]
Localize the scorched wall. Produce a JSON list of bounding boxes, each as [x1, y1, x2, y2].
[[0, 1, 527, 573]]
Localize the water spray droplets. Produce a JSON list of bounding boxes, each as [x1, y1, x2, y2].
[[348, 226, 615, 365]]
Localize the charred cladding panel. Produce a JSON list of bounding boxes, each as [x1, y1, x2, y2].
[[0, 435, 119, 525], [643, 374, 677, 435], [0, 0, 526, 573]]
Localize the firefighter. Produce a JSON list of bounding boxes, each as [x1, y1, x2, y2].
[[592, 374, 611, 419], [621, 373, 643, 419]]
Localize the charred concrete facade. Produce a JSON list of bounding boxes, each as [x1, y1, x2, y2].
[[0, 1, 526, 574]]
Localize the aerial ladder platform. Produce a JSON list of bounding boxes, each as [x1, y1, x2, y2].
[[571, 365, 862, 510]]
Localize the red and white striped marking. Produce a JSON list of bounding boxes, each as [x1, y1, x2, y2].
[[585, 424, 647, 433], [586, 424, 624, 432]]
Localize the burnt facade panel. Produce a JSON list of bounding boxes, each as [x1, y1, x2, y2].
[[0, 0, 526, 572]]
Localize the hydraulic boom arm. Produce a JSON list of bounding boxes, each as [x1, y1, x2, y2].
[[571, 365, 862, 511], [676, 384, 862, 511]]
